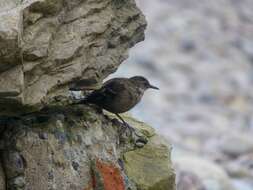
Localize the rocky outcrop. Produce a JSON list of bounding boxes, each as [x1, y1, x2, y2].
[[0, 1, 175, 189], [0, 106, 175, 190], [0, 0, 146, 115]]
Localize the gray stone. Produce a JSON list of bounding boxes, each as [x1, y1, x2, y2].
[[0, 65, 24, 98], [0, 0, 22, 73], [0, 106, 175, 190], [2, 150, 25, 179], [173, 151, 236, 190], [177, 171, 206, 190], [218, 133, 253, 157]]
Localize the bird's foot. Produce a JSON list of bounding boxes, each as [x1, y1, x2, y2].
[[121, 123, 148, 147], [120, 122, 137, 135], [111, 118, 148, 147]]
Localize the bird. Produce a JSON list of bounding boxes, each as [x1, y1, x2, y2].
[[73, 76, 159, 130]]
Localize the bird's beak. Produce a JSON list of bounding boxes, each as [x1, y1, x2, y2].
[[149, 84, 159, 90]]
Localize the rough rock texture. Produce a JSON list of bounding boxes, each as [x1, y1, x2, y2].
[[0, 106, 175, 190], [0, 163, 5, 190], [123, 117, 175, 190], [0, 0, 146, 115]]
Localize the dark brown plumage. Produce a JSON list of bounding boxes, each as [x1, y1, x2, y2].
[[75, 76, 159, 128]]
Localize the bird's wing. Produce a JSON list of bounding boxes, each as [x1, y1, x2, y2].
[[102, 78, 127, 95], [86, 78, 127, 104]]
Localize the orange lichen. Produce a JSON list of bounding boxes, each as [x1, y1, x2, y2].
[[96, 159, 125, 190]]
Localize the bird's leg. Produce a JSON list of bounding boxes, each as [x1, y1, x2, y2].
[[115, 113, 138, 134], [115, 113, 127, 125], [114, 114, 144, 140]]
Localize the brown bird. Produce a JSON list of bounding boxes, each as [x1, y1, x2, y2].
[[75, 76, 159, 128]]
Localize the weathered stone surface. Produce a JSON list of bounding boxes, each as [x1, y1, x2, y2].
[[123, 117, 175, 190], [0, 106, 174, 190], [0, 163, 5, 190], [0, 0, 22, 73], [0, 0, 147, 115], [0, 65, 24, 97]]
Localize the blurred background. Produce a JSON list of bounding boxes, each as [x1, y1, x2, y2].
[[111, 0, 253, 189]]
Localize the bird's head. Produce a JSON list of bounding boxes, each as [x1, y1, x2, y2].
[[130, 76, 159, 91]]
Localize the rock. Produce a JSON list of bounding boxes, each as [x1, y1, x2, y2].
[[222, 153, 253, 179], [0, 0, 147, 115], [2, 150, 26, 178], [92, 159, 126, 190], [0, 0, 22, 73], [123, 117, 175, 190], [0, 65, 24, 97], [0, 163, 5, 190], [122, 115, 156, 138], [237, 153, 253, 175], [0, 106, 175, 190], [8, 175, 25, 190], [223, 161, 253, 179], [173, 151, 236, 190], [232, 179, 253, 190], [177, 171, 206, 190], [218, 133, 253, 157]]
